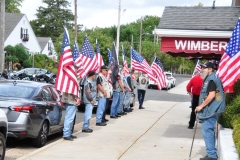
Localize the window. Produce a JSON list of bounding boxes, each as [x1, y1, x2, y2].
[[41, 87, 54, 101], [20, 28, 29, 41], [0, 84, 34, 98]]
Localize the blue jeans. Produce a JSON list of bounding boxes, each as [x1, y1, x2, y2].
[[110, 92, 120, 116], [82, 103, 93, 130], [102, 98, 109, 120], [96, 98, 107, 123], [124, 91, 131, 109], [63, 105, 77, 137], [201, 116, 219, 158], [138, 89, 146, 107], [117, 92, 124, 114]]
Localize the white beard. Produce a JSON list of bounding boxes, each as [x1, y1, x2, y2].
[[200, 71, 208, 79]]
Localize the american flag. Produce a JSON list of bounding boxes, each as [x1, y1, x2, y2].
[[122, 45, 129, 75], [78, 37, 98, 78], [107, 48, 113, 83], [95, 39, 104, 73], [55, 28, 79, 97], [192, 60, 201, 77], [216, 18, 240, 93], [151, 56, 166, 90], [72, 41, 83, 77], [108, 48, 114, 69], [131, 48, 155, 81]]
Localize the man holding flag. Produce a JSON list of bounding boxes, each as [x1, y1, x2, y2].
[[55, 27, 80, 141]]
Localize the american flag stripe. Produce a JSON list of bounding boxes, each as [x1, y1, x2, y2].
[[131, 48, 155, 81], [192, 60, 201, 77], [122, 46, 129, 75], [55, 28, 79, 97], [216, 18, 240, 93], [96, 39, 104, 73], [151, 57, 166, 90], [78, 37, 98, 78]]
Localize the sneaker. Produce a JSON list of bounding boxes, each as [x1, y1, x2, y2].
[[82, 128, 93, 133], [63, 136, 74, 141], [96, 122, 107, 126], [110, 116, 118, 119], [200, 156, 217, 160], [71, 135, 77, 139], [139, 106, 145, 109], [188, 126, 193, 129], [102, 119, 109, 122]]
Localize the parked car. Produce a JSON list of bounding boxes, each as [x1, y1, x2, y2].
[[165, 72, 176, 88], [148, 74, 171, 90], [0, 109, 8, 160], [0, 80, 66, 147]]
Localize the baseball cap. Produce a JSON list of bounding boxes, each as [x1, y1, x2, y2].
[[200, 62, 215, 69], [100, 65, 108, 70]]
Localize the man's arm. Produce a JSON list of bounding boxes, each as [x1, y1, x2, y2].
[[127, 77, 133, 90], [85, 83, 94, 103]]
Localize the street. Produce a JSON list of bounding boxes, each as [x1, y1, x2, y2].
[[5, 74, 191, 160]]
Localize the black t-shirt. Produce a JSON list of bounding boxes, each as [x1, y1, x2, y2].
[[96, 76, 103, 85], [207, 80, 216, 93]]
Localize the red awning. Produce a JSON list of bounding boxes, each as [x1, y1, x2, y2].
[[161, 37, 229, 59]]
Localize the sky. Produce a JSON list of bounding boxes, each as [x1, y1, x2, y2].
[[19, 0, 232, 29]]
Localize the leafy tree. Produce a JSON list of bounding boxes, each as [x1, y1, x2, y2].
[[30, 0, 74, 42], [14, 45, 29, 68], [194, 2, 203, 7], [0, 0, 24, 13], [4, 45, 18, 70]]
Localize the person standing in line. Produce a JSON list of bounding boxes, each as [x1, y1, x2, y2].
[[96, 66, 112, 126], [102, 70, 113, 122], [82, 71, 98, 133], [118, 67, 132, 115], [61, 91, 80, 141], [195, 62, 225, 160], [136, 73, 148, 109], [186, 72, 203, 129], [123, 69, 134, 112], [110, 67, 125, 118]]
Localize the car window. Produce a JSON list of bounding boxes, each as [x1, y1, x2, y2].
[[0, 84, 34, 98], [41, 87, 54, 101], [26, 68, 37, 74]]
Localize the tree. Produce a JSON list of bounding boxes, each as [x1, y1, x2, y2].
[[14, 45, 30, 68], [0, 0, 24, 13], [30, 0, 74, 42], [4, 45, 18, 70], [194, 2, 203, 7]]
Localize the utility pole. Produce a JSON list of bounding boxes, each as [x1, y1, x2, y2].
[[0, 0, 5, 73], [139, 17, 143, 54], [116, 0, 121, 60], [74, 0, 77, 40], [131, 35, 133, 47]]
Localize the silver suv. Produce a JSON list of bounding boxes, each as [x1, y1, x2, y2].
[[0, 109, 8, 160]]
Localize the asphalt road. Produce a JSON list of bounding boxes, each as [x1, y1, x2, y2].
[[5, 74, 191, 160]]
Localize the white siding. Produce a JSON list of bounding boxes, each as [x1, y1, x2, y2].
[[4, 15, 41, 54], [41, 38, 56, 56]]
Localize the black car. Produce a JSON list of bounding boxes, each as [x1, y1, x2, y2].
[[0, 80, 66, 147]]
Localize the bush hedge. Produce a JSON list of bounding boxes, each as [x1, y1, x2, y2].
[[218, 79, 240, 156]]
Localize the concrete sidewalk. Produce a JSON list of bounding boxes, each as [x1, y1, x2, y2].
[[18, 81, 206, 160]]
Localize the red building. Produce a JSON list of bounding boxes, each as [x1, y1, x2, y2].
[[155, 0, 240, 60]]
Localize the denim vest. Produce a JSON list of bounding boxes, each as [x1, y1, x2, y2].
[[197, 72, 226, 119], [83, 78, 96, 104]]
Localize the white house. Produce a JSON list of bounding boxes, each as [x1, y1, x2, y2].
[[4, 13, 42, 55], [37, 37, 57, 60]]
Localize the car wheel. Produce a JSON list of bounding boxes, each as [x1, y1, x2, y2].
[[32, 121, 49, 148], [0, 132, 6, 160]]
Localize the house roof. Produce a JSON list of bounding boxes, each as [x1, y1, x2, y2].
[[158, 6, 240, 31], [37, 37, 50, 51], [5, 13, 24, 41]]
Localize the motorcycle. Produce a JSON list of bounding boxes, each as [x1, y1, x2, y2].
[[34, 70, 56, 84]]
